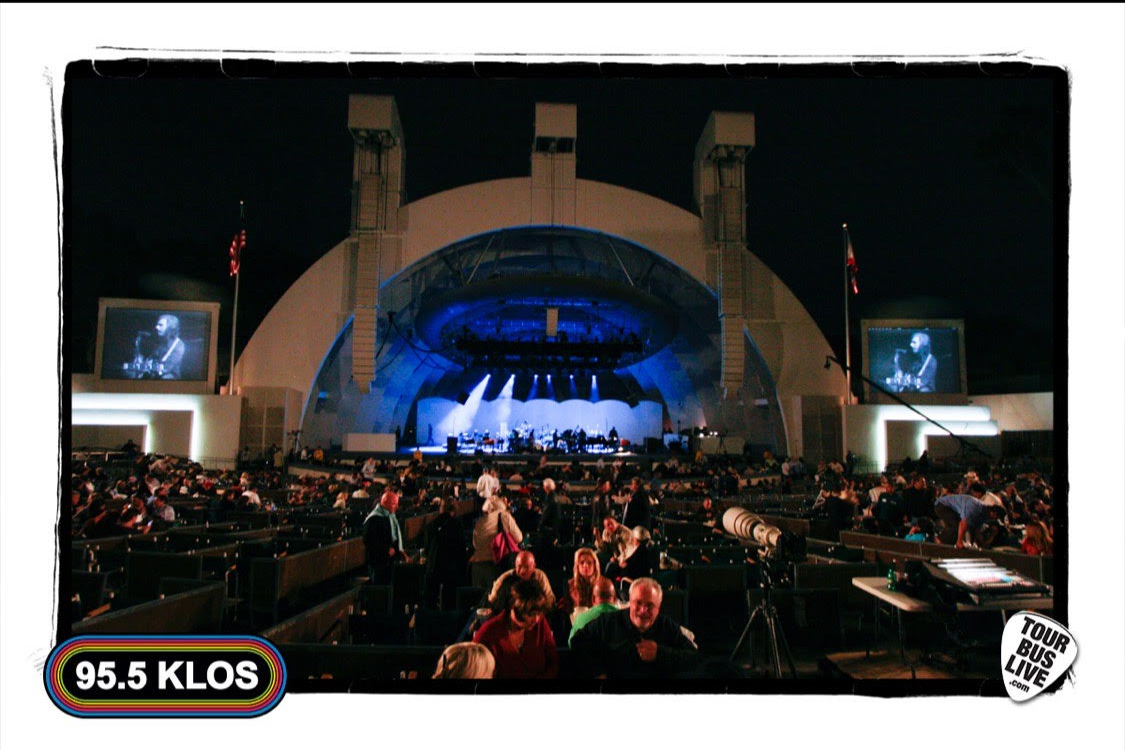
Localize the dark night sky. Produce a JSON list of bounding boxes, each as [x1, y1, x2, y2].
[[64, 62, 1062, 394]]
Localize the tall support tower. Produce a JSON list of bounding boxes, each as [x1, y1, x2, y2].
[[694, 112, 755, 399], [530, 103, 577, 226], [348, 95, 405, 392]]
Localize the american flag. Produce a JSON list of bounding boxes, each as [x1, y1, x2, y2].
[[845, 234, 858, 295], [229, 229, 246, 276]]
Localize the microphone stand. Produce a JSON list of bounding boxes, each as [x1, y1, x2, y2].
[[824, 355, 991, 462]]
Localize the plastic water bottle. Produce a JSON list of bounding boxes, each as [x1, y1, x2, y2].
[[887, 567, 898, 591]]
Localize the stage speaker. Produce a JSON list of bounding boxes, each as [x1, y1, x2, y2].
[[644, 437, 663, 454], [446, 436, 458, 454]]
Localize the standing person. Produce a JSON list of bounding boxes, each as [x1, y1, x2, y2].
[[621, 476, 651, 531], [423, 497, 468, 610], [363, 487, 410, 584], [590, 478, 614, 528], [537, 477, 560, 543], [476, 463, 500, 507], [470, 494, 523, 589]]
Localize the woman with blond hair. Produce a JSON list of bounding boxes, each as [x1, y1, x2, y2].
[[432, 642, 495, 679], [558, 547, 601, 621]]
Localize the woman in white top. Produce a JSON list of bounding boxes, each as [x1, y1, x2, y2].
[[470, 495, 523, 589]]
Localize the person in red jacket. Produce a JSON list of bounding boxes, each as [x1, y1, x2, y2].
[[473, 577, 558, 679]]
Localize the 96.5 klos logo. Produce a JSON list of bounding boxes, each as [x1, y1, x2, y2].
[[44, 635, 286, 717]]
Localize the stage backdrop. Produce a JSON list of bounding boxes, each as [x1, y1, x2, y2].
[[416, 397, 662, 446]]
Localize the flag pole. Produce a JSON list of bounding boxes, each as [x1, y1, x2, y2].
[[229, 200, 244, 394], [843, 223, 853, 405]]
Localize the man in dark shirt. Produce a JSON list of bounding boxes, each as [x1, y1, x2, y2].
[[901, 474, 935, 521], [590, 478, 614, 528], [363, 488, 410, 584], [621, 476, 651, 530], [570, 577, 698, 678]]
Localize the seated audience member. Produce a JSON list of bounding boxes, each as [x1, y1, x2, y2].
[[903, 517, 935, 543], [602, 526, 650, 587], [470, 494, 523, 589], [558, 547, 600, 620], [1021, 521, 1053, 556], [432, 642, 495, 680], [569, 576, 619, 646], [150, 494, 175, 524], [78, 495, 120, 539], [570, 577, 698, 678], [488, 550, 554, 613], [473, 577, 559, 679], [695, 496, 717, 524]]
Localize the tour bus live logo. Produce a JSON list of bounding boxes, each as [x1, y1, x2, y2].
[[44, 635, 286, 717]]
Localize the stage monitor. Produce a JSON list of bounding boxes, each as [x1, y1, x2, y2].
[[861, 319, 967, 402], [94, 298, 220, 394]]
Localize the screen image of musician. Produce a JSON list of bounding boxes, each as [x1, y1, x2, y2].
[[866, 326, 962, 395], [127, 314, 186, 379], [101, 307, 210, 381], [886, 331, 937, 393]]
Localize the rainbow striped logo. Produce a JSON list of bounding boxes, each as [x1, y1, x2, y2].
[[44, 635, 286, 718]]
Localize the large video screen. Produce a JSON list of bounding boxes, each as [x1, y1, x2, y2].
[[866, 325, 962, 394], [99, 307, 212, 381]]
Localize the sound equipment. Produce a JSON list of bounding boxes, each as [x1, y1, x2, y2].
[[446, 436, 458, 454], [923, 558, 1051, 605], [644, 437, 662, 454]]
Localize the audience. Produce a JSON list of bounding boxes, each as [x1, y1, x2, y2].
[[69, 447, 1055, 681]]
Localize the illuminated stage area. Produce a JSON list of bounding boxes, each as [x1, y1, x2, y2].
[[229, 97, 850, 462], [416, 372, 662, 451], [300, 226, 787, 454]]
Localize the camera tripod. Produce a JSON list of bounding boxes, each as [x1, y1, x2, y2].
[[729, 560, 798, 679]]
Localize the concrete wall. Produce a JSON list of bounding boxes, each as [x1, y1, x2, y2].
[[231, 239, 353, 398], [71, 387, 243, 467], [970, 392, 1054, 431], [844, 403, 997, 471], [72, 424, 145, 451]]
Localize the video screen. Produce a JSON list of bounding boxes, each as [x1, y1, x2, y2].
[[867, 326, 962, 394], [99, 308, 211, 381]]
